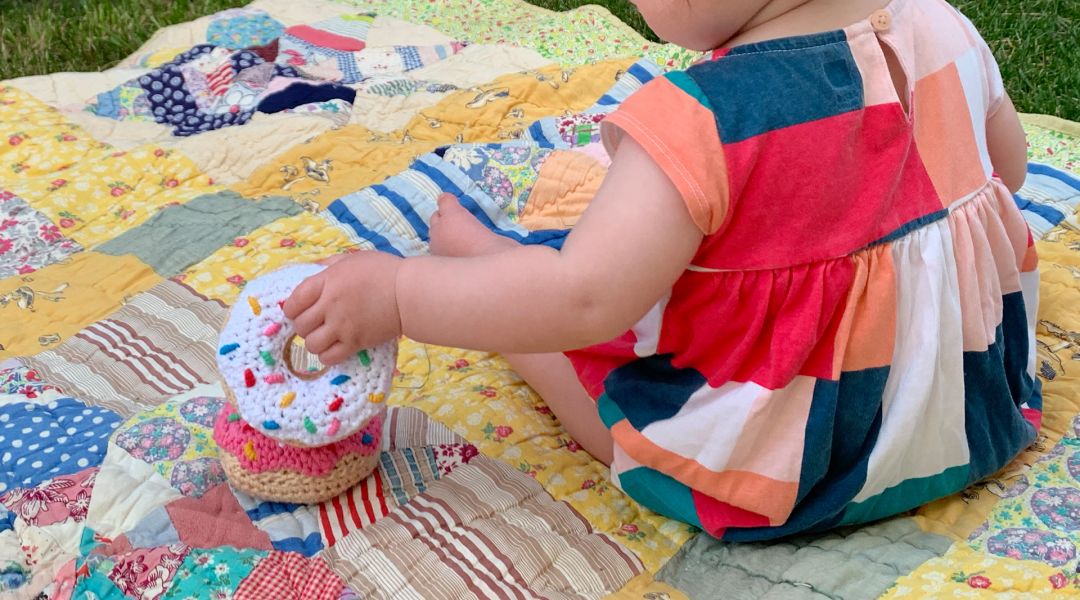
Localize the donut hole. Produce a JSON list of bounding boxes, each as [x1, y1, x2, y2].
[[283, 334, 329, 381]]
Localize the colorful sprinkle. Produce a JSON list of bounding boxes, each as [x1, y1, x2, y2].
[[247, 296, 261, 316], [219, 343, 239, 355], [357, 350, 371, 366], [263, 322, 283, 336], [330, 375, 351, 385], [304, 416, 317, 434], [327, 397, 343, 412], [227, 413, 241, 423], [277, 300, 285, 310], [243, 369, 256, 388], [243, 440, 257, 461], [327, 418, 341, 437], [264, 373, 285, 384], [368, 392, 385, 404], [361, 433, 374, 445], [263, 420, 280, 430], [280, 391, 296, 408], [259, 350, 276, 367]]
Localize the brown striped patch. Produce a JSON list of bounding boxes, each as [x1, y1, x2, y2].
[[22, 279, 225, 415], [323, 454, 642, 600], [384, 406, 465, 450]]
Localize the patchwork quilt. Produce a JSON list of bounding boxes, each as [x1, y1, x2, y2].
[[2, 0, 1080, 598]]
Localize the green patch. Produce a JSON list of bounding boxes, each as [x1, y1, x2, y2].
[[96, 191, 301, 277]]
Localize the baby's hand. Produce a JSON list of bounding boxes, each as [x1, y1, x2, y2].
[[283, 251, 403, 366]]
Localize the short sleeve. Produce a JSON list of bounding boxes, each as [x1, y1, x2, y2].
[[600, 73, 730, 235], [954, 10, 1007, 118]]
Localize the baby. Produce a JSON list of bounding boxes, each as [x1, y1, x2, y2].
[[286, 0, 1039, 540]]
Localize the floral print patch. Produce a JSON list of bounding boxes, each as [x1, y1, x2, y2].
[[0, 366, 61, 398], [167, 547, 263, 600], [115, 417, 193, 463], [0, 467, 96, 527], [0, 191, 82, 278], [107, 543, 189, 600], [441, 144, 551, 220], [338, 0, 702, 68], [206, 8, 285, 50], [433, 442, 479, 476], [968, 414, 1080, 575], [111, 397, 227, 498]]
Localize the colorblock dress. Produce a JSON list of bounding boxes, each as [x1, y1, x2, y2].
[[567, 0, 1041, 541]]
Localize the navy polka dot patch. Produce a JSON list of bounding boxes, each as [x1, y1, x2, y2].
[[131, 46, 303, 137]]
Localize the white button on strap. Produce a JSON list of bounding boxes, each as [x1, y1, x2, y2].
[[870, 9, 892, 32]]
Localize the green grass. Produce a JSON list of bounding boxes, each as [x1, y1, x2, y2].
[[953, 1, 1079, 121], [0, 0, 252, 77], [0, 0, 1077, 120]]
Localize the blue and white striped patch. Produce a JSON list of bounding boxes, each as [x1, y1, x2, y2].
[[326, 151, 570, 257], [525, 59, 662, 148], [234, 490, 324, 556], [313, 14, 373, 42], [1014, 163, 1080, 239], [589, 59, 663, 110]]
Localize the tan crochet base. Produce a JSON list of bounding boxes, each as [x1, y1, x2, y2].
[[220, 449, 380, 504]]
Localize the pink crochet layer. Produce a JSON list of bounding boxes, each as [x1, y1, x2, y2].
[[213, 403, 381, 476]]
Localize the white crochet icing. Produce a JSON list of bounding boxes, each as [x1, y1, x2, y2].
[[216, 264, 396, 446]]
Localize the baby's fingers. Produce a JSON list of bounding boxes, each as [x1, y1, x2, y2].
[[317, 254, 349, 267], [303, 325, 337, 356], [292, 306, 323, 339], [284, 274, 323, 320], [319, 341, 354, 367]]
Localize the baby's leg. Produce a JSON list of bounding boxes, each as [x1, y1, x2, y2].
[[429, 193, 613, 464], [504, 352, 613, 465]]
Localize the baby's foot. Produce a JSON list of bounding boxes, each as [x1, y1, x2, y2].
[[429, 193, 518, 257]]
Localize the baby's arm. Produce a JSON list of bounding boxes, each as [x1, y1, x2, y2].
[[986, 94, 1027, 193], [396, 135, 704, 353]]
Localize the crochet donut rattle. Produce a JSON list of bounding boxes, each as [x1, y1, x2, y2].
[[215, 263, 397, 446]]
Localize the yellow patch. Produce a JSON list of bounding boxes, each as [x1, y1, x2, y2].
[[0, 86, 218, 248], [883, 545, 1069, 598], [0, 86, 107, 179], [605, 574, 690, 600], [141, 47, 187, 69], [177, 211, 357, 304], [0, 252, 160, 359], [230, 59, 635, 210], [7, 146, 217, 248]]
